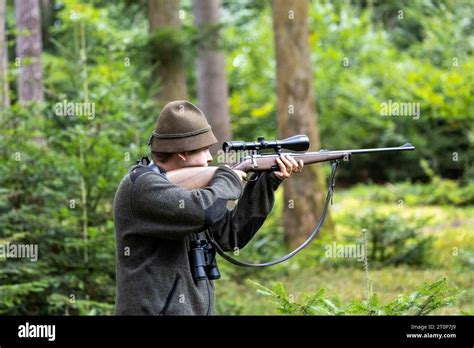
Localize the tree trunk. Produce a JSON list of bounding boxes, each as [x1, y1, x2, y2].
[[15, 0, 43, 104], [192, 0, 231, 157], [0, 0, 9, 107], [40, 0, 53, 50], [271, 0, 331, 248], [148, 0, 187, 105]]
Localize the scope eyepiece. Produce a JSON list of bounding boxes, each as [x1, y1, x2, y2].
[[223, 135, 310, 153]]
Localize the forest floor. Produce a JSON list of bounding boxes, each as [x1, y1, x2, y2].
[[216, 185, 474, 315]]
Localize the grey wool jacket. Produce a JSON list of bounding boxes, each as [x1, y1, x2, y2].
[[113, 161, 283, 315]]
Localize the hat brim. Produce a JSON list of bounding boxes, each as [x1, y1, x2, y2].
[[150, 130, 218, 153]]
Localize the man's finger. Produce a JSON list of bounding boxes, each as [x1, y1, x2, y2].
[[298, 159, 304, 172], [276, 157, 289, 177], [276, 157, 287, 173], [287, 156, 299, 172], [280, 155, 293, 172]]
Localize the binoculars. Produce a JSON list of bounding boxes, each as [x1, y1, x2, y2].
[[188, 239, 221, 281]]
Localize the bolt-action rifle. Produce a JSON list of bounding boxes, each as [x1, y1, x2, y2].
[[166, 135, 415, 190]]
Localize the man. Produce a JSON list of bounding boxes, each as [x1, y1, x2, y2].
[[113, 100, 303, 315]]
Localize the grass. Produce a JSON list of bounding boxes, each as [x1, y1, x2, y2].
[[215, 184, 474, 315], [216, 265, 473, 315]]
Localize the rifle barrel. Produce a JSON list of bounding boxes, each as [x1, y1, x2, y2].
[[323, 143, 415, 155]]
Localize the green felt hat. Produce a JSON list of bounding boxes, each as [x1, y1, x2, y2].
[[149, 100, 218, 153]]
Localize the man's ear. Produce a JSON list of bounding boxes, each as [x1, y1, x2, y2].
[[177, 153, 186, 162]]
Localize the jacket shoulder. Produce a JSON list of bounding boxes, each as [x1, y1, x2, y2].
[[129, 165, 154, 183]]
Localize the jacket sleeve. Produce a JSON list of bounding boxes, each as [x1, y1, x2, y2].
[[208, 171, 284, 251], [129, 166, 243, 240]]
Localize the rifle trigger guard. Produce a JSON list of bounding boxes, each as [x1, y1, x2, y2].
[[246, 173, 260, 182]]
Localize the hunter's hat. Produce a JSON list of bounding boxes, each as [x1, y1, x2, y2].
[[148, 100, 218, 153]]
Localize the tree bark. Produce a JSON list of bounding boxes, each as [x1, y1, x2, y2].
[[0, 0, 9, 107], [192, 0, 231, 157], [15, 0, 43, 104], [148, 0, 187, 105], [271, 0, 330, 248], [40, 0, 53, 50]]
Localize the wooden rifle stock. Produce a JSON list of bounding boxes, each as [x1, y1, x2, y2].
[[166, 166, 220, 190]]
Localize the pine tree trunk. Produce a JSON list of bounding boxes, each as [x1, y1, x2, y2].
[[148, 0, 187, 105], [40, 0, 53, 50], [0, 0, 10, 107], [271, 0, 331, 248], [192, 0, 231, 157], [15, 0, 43, 104]]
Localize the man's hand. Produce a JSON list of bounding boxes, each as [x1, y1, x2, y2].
[[274, 155, 304, 180], [232, 169, 248, 182]]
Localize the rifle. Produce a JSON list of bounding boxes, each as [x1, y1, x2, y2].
[[166, 135, 415, 190], [165, 135, 415, 268]]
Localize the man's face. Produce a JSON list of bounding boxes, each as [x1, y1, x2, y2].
[[179, 146, 213, 168]]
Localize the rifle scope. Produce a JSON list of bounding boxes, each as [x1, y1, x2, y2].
[[223, 135, 310, 152]]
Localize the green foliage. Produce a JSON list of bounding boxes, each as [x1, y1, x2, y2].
[[216, 180, 473, 314], [0, 0, 150, 314], [48, 294, 114, 315], [350, 208, 433, 266], [347, 161, 474, 206], [214, 298, 245, 316], [308, 0, 473, 183], [248, 278, 464, 315], [458, 249, 474, 269], [0, 278, 57, 314], [221, 0, 473, 182], [223, 4, 277, 140], [217, 189, 288, 283], [0, 107, 118, 315], [1, 0, 473, 316], [149, 27, 188, 66]]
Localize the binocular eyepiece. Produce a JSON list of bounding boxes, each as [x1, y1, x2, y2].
[[188, 239, 220, 281], [223, 134, 310, 153]]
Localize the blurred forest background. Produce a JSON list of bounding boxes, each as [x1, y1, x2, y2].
[[0, 0, 472, 315]]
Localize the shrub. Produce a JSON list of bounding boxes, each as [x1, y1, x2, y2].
[[346, 160, 474, 206], [248, 278, 464, 315], [350, 208, 433, 267]]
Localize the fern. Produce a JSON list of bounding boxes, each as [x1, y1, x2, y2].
[[248, 278, 463, 315]]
